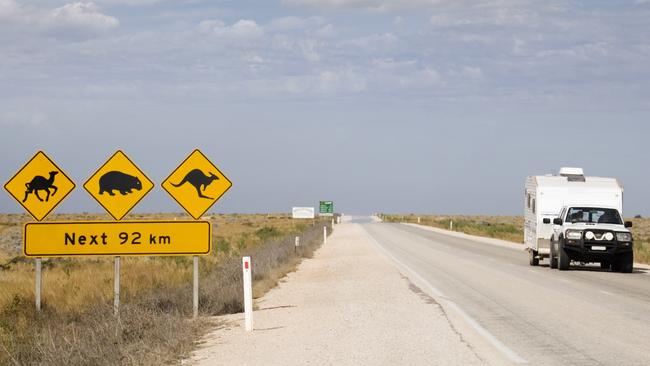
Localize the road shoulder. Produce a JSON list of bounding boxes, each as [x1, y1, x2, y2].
[[186, 223, 483, 366]]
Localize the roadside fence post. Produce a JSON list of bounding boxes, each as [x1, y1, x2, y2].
[[242, 256, 253, 332]]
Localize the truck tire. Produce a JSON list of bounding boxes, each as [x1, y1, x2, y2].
[[529, 250, 539, 266], [558, 240, 570, 271], [617, 252, 633, 273], [549, 237, 558, 269]]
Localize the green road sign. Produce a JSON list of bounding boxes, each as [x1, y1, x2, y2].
[[319, 201, 334, 216]]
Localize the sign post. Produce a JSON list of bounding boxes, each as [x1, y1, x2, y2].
[[193, 256, 199, 318], [162, 149, 232, 318], [114, 256, 120, 316], [324, 226, 327, 245], [84, 150, 155, 316], [35, 258, 42, 311], [4, 151, 76, 311]]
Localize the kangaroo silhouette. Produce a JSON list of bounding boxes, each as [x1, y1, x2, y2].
[[171, 169, 218, 199], [23, 171, 58, 202]]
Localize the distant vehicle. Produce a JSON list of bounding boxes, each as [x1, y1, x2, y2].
[[524, 167, 633, 272]]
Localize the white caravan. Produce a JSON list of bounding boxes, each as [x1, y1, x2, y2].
[[524, 167, 624, 264]]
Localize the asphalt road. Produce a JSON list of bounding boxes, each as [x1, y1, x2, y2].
[[362, 220, 650, 366]]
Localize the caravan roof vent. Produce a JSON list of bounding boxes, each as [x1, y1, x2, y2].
[[559, 167, 585, 182]]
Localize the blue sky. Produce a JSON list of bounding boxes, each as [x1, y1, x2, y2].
[[1, 0, 649, 216]]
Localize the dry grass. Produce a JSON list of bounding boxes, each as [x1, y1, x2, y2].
[[0, 213, 332, 365], [381, 214, 650, 264]]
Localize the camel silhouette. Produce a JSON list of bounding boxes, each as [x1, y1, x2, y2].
[[23, 171, 58, 202]]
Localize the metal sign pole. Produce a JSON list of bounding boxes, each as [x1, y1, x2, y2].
[[35, 258, 42, 311], [323, 226, 327, 245], [114, 256, 120, 316], [193, 256, 199, 319]]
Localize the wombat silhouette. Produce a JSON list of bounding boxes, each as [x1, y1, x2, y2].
[[99, 171, 142, 196], [171, 169, 218, 200], [23, 171, 58, 202]]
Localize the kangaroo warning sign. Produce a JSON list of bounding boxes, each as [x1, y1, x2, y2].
[[162, 150, 232, 220], [84, 151, 154, 220], [4, 151, 76, 221]]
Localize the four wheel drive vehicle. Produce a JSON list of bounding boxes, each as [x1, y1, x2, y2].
[[524, 167, 634, 272], [546, 206, 634, 272]]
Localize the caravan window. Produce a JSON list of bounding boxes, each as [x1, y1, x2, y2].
[[526, 193, 531, 209], [532, 199, 536, 214]]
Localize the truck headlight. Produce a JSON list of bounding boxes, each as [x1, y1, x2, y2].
[[616, 232, 632, 242], [565, 230, 583, 240]]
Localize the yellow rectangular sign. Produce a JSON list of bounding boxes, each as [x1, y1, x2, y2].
[[24, 221, 211, 257]]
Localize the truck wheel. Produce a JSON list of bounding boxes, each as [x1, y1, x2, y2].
[[549, 238, 558, 269], [617, 252, 633, 273], [558, 240, 570, 271], [529, 250, 539, 266]]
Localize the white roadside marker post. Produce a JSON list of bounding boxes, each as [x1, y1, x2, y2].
[[418, 217, 421, 224], [193, 256, 199, 319], [242, 256, 253, 332], [323, 226, 327, 245], [450, 220, 453, 231], [114, 256, 120, 316], [35, 258, 42, 311], [295, 236, 300, 254]]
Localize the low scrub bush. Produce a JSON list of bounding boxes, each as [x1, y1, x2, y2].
[[0, 218, 332, 365]]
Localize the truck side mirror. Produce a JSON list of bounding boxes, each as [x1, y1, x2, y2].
[[553, 218, 563, 225], [543, 218, 551, 224], [625, 221, 633, 228]]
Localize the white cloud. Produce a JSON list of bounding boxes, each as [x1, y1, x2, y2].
[[268, 16, 325, 31], [0, 0, 18, 19], [283, 0, 440, 11], [462, 66, 483, 79], [47, 3, 119, 32], [0, 1, 119, 35], [199, 19, 264, 39]]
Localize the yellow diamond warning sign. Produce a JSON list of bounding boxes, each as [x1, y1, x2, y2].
[[4, 151, 76, 221], [162, 150, 232, 220], [84, 151, 153, 220]]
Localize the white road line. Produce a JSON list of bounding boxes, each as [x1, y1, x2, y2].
[[363, 227, 528, 365], [600, 290, 614, 296]]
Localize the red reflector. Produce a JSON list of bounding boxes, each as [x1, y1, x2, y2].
[[245, 262, 249, 269]]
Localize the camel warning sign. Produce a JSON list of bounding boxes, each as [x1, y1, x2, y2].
[[4, 151, 76, 221], [162, 149, 232, 220], [84, 151, 154, 220]]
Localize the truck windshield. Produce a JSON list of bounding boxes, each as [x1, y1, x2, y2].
[[565, 207, 622, 224]]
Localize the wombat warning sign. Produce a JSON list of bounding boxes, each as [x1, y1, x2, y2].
[[83, 150, 154, 220]]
